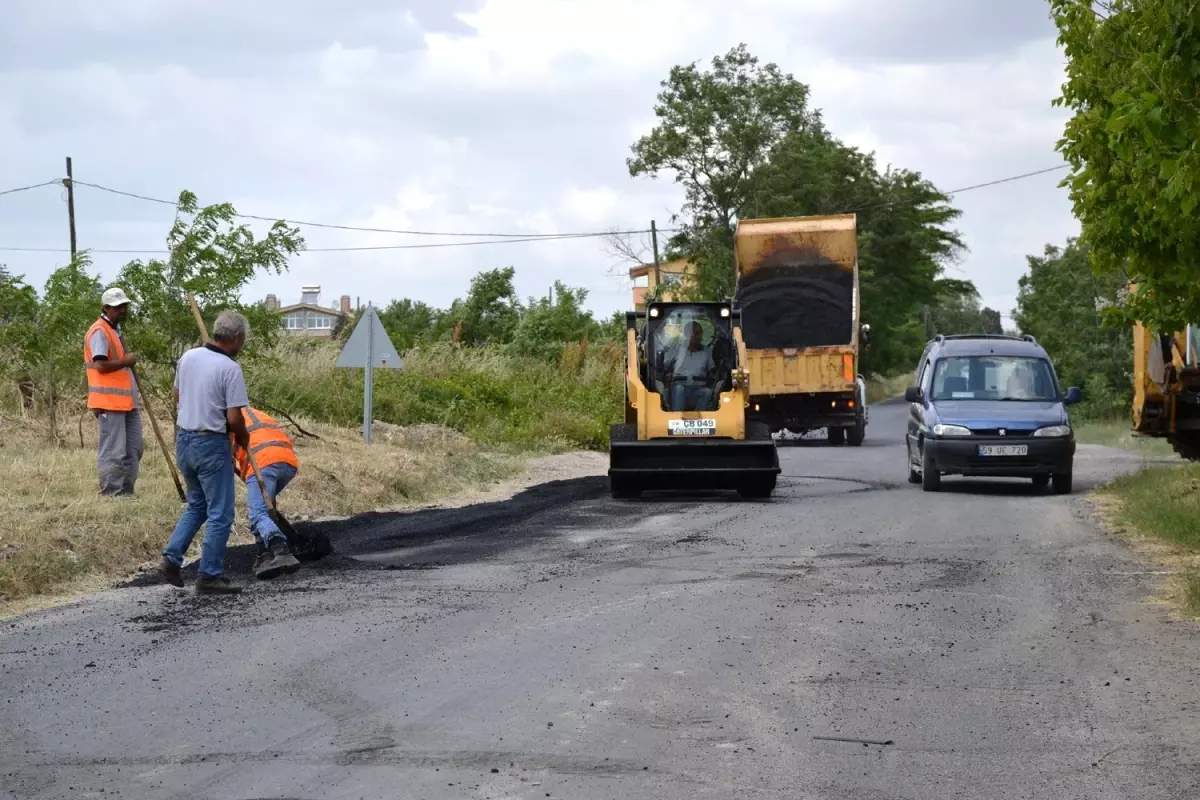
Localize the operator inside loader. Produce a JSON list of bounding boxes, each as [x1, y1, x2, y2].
[[650, 306, 735, 412]]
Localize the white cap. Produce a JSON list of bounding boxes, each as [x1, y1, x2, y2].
[[101, 287, 131, 307]]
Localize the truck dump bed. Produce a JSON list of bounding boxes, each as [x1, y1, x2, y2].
[[734, 214, 860, 397]]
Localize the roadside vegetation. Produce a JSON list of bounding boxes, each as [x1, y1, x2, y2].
[[0, 411, 522, 608], [1099, 465, 1200, 617]]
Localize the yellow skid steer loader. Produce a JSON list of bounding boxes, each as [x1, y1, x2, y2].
[[608, 300, 781, 498]]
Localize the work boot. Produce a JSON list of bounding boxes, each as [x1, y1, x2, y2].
[[255, 538, 301, 580], [195, 575, 243, 595], [157, 557, 184, 588]]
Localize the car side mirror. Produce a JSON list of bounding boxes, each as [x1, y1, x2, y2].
[[904, 386, 924, 403], [1063, 386, 1082, 405]]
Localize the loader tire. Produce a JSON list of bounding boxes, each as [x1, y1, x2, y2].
[[738, 475, 777, 499], [610, 476, 641, 499], [745, 421, 772, 441], [1169, 433, 1200, 461], [610, 423, 638, 444]]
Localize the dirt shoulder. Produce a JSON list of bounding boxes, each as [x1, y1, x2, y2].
[[0, 411, 607, 616]]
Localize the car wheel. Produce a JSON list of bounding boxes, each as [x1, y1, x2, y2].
[[827, 426, 845, 445], [921, 447, 941, 492], [1052, 472, 1073, 495], [1032, 474, 1050, 491]]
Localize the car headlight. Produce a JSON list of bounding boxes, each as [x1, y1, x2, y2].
[[932, 424, 971, 437], [1033, 425, 1071, 437]]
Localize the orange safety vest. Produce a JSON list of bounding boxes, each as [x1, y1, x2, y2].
[[83, 318, 136, 412], [232, 408, 299, 480]]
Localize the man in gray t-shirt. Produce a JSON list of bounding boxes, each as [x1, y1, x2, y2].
[[159, 310, 252, 595]]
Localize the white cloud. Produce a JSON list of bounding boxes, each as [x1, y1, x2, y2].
[[0, 0, 1078, 325]]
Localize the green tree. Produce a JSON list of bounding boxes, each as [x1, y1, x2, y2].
[[509, 282, 603, 361], [116, 191, 304, 380], [1051, 0, 1200, 330], [628, 46, 969, 374], [28, 255, 104, 439], [628, 44, 822, 299], [379, 298, 439, 351], [0, 266, 39, 367], [444, 266, 522, 345], [1014, 238, 1130, 418], [744, 131, 969, 373]]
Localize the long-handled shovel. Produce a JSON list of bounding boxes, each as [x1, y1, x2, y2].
[[131, 365, 186, 502]]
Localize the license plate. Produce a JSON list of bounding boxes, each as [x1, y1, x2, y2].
[[978, 444, 1028, 456], [668, 418, 716, 436]]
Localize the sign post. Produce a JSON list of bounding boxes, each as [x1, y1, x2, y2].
[[335, 305, 403, 444]]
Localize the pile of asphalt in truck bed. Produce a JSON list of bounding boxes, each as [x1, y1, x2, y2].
[[736, 251, 854, 350]]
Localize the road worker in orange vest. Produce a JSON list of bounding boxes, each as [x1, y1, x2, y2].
[[84, 287, 145, 496], [232, 407, 302, 579]]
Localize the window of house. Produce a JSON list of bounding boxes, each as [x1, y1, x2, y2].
[[283, 313, 305, 330], [308, 314, 333, 330]]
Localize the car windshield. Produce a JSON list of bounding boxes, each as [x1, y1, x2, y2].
[[931, 356, 1058, 401]]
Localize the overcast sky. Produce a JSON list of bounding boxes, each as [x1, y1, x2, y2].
[[0, 0, 1076, 325]]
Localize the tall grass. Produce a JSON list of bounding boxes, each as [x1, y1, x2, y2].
[[246, 339, 624, 452], [0, 412, 522, 606], [1102, 464, 1200, 617]]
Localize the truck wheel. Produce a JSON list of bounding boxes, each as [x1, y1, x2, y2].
[[827, 426, 845, 445], [1052, 472, 1073, 495], [921, 448, 941, 492], [846, 420, 865, 446], [738, 475, 776, 499]]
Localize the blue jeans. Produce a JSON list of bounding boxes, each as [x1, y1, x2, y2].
[[162, 431, 235, 579], [246, 462, 297, 547], [670, 383, 713, 411]]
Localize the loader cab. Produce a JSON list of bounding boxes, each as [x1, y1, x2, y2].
[[641, 302, 738, 412]]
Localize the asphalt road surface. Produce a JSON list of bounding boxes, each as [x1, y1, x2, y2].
[[4, 402, 1200, 799]]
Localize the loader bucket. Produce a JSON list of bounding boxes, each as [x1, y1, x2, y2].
[[608, 437, 781, 497]]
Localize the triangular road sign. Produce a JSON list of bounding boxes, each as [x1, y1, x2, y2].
[[335, 306, 403, 369]]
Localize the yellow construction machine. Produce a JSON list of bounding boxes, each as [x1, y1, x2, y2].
[[1131, 315, 1200, 459], [608, 300, 781, 498]]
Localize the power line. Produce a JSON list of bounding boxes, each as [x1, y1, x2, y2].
[[0, 163, 1073, 255], [0, 179, 60, 198], [0, 231, 612, 255], [943, 165, 1069, 196], [72, 180, 659, 240]]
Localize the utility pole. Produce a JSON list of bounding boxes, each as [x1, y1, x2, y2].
[[48, 156, 80, 445], [65, 157, 77, 258], [650, 219, 661, 288]]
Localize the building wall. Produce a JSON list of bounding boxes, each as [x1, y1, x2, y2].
[[280, 307, 341, 338]]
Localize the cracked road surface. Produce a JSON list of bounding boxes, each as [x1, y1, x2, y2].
[[3, 403, 1200, 799]]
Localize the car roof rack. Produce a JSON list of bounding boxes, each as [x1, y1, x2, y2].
[[933, 333, 1035, 344]]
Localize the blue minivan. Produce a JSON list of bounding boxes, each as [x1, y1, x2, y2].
[[903, 334, 1082, 493]]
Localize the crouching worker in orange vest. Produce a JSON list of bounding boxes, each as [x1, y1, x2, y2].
[[232, 407, 301, 579]]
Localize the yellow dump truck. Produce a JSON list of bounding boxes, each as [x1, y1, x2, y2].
[[1131, 314, 1200, 459], [733, 213, 870, 443]]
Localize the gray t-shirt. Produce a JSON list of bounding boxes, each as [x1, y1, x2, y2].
[[174, 345, 249, 433], [88, 318, 138, 408]]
